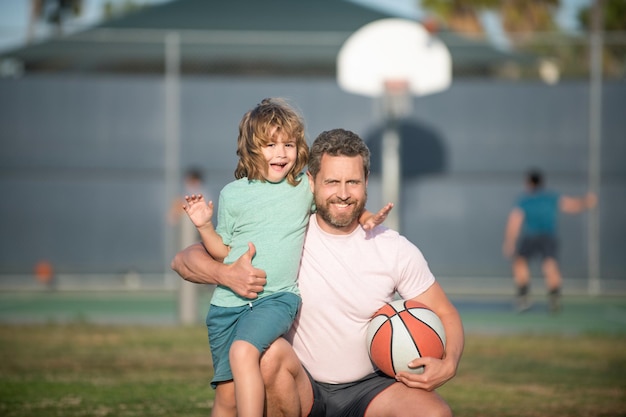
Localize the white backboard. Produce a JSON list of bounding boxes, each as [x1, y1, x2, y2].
[[337, 18, 452, 97]]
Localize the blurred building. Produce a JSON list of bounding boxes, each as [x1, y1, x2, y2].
[[1, 0, 530, 77], [0, 0, 624, 293]]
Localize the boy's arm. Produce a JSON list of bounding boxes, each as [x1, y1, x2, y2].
[[183, 194, 230, 262], [197, 222, 230, 262], [360, 202, 394, 231]]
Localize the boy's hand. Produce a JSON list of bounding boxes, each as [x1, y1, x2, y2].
[[183, 194, 214, 229]]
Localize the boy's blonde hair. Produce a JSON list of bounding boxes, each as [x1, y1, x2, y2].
[[235, 98, 309, 186]]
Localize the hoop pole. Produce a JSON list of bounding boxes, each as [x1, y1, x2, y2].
[[587, 0, 603, 295], [381, 80, 411, 232]]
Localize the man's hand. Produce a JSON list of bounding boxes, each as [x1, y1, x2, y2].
[[222, 242, 267, 299], [362, 202, 394, 231], [394, 356, 456, 392], [171, 242, 267, 299]]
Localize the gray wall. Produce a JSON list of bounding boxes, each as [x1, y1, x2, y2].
[[1, 75, 624, 284]]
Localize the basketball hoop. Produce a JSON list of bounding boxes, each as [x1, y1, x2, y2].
[[336, 18, 452, 233], [422, 17, 439, 35], [337, 18, 452, 98], [383, 79, 410, 95]]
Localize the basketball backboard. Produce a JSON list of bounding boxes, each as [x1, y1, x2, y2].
[[337, 18, 452, 98]]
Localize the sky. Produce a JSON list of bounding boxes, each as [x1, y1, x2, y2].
[[0, 0, 593, 53]]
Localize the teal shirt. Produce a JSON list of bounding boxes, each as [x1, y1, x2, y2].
[[516, 190, 560, 236], [212, 173, 313, 307]]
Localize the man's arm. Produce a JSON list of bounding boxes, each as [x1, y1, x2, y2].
[[395, 282, 465, 392], [560, 192, 597, 214], [171, 242, 267, 299], [502, 207, 524, 258]]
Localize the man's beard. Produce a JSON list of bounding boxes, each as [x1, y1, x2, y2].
[[315, 191, 367, 229]]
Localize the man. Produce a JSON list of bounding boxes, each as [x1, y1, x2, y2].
[[172, 128, 464, 417], [503, 169, 597, 313]]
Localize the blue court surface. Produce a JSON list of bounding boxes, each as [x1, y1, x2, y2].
[[0, 291, 624, 335]]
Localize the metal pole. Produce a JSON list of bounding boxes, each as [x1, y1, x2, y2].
[[587, 0, 603, 296], [382, 124, 400, 232], [165, 32, 197, 324], [381, 81, 411, 233], [179, 212, 199, 325], [164, 31, 181, 288]]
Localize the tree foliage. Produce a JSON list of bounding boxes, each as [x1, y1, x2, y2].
[[421, 0, 561, 35], [578, 0, 626, 31], [578, 0, 626, 77], [499, 0, 560, 34], [32, 0, 83, 25], [419, 0, 625, 79]]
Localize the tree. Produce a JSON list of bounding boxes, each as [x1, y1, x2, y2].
[[420, 0, 560, 38], [28, 0, 83, 41], [499, 0, 560, 36], [578, 0, 626, 77], [421, 0, 500, 35], [579, 0, 626, 32], [419, 0, 626, 79]]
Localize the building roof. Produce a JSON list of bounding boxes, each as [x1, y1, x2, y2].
[[0, 0, 532, 76]]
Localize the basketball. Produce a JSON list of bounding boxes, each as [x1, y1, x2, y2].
[[366, 299, 446, 377]]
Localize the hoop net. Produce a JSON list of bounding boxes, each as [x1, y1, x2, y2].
[[384, 79, 410, 95], [383, 79, 411, 118]]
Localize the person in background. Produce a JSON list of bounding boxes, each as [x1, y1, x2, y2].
[[169, 167, 209, 227], [173, 128, 462, 417], [503, 169, 597, 313]]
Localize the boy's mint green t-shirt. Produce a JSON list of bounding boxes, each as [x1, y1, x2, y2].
[[212, 173, 313, 307]]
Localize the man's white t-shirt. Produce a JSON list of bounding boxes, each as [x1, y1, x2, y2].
[[286, 214, 435, 384]]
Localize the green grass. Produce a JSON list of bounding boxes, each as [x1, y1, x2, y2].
[[1, 325, 625, 417], [0, 325, 214, 417], [441, 334, 626, 417]]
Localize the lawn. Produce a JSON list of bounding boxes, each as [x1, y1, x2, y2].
[[0, 324, 624, 416], [441, 333, 626, 417]]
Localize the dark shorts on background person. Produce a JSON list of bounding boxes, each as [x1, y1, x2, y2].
[[207, 291, 301, 388], [517, 234, 558, 260], [306, 369, 396, 417]]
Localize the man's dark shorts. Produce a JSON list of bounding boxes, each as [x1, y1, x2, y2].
[[517, 234, 558, 260], [306, 369, 396, 417]]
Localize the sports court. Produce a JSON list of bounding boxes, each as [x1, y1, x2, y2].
[[1, 290, 624, 336]]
